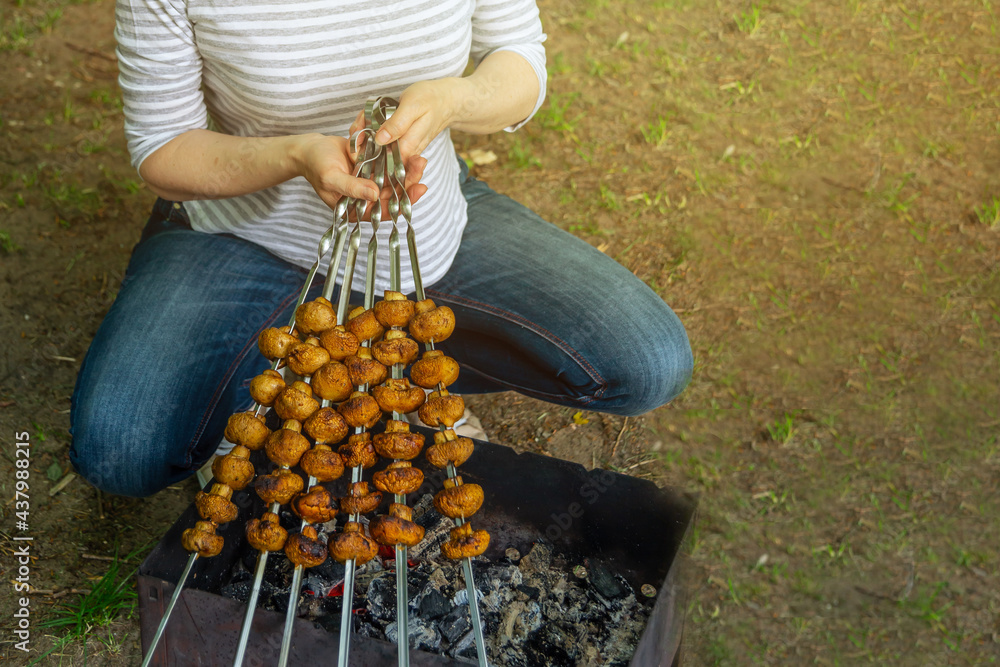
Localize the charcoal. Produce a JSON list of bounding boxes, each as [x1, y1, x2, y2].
[[524, 623, 575, 665], [517, 543, 551, 575], [587, 559, 628, 600], [366, 574, 397, 621], [386, 615, 442, 652], [438, 606, 471, 644], [417, 588, 451, 620], [354, 617, 384, 640], [311, 556, 345, 583], [515, 584, 540, 599], [448, 629, 478, 661]]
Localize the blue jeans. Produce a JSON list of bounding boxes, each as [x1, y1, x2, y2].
[[70, 162, 692, 497]]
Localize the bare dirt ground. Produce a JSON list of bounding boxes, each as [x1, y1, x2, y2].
[[2, 0, 999, 665]]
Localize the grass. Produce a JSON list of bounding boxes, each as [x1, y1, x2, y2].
[[29, 547, 143, 666], [734, 4, 762, 35], [973, 196, 1000, 228], [0, 230, 21, 253]]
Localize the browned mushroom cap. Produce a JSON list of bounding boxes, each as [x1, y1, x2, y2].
[[344, 348, 388, 387], [303, 407, 348, 445], [371, 331, 420, 367], [337, 391, 382, 429], [373, 420, 425, 460], [311, 361, 353, 402], [254, 468, 304, 505], [434, 477, 484, 519], [249, 369, 286, 407], [300, 444, 345, 482], [338, 432, 379, 469], [182, 521, 224, 557], [441, 522, 490, 560], [417, 389, 465, 428], [224, 412, 271, 450], [410, 350, 460, 389], [409, 304, 455, 344], [291, 486, 338, 524], [346, 306, 384, 343], [265, 420, 311, 467], [294, 298, 336, 336], [274, 381, 320, 422], [339, 481, 382, 515], [212, 445, 255, 490], [373, 291, 415, 328], [413, 298, 436, 315], [246, 512, 287, 552], [285, 525, 328, 568], [319, 326, 360, 361], [372, 461, 424, 495], [371, 503, 425, 547], [258, 326, 301, 360], [426, 429, 474, 469], [328, 522, 378, 564], [195, 484, 239, 524], [287, 337, 331, 377], [372, 378, 426, 414]]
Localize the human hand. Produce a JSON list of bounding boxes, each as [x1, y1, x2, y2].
[[348, 108, 430, 212], [294, 133, 380, 210]]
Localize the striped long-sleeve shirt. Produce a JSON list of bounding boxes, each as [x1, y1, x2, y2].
[[115, 0, 547, 293]]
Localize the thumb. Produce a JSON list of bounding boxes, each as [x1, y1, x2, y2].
[[375, 105, 418, 146]]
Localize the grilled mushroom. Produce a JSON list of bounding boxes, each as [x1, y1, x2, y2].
[[409, 301, 455, 343], [291, 485, 338, 524], [425, 429, 474, 469], [372, 461, 424, 496], [265, 420, 310, 468], [371, 330, 420, 366], [319, 326, 360, 361], [433, 477, 484, 519], [339, 481, 382, 515], [371, 503, 425, 548], [372, 378, 426, 414], [417, 389, 465, 428], [195, 483, 238, 524], [254, 468, 304, 505], [441, 523, 490, 560], [338, 432, 379, 469], [303, 407, 348, 445], [285, 525, 328, 568], [328, 522, 378, 564], [249, 369, 286, 407], [274, 381, 320, 422], [212, 445, 255, 490], [246, 512, 288, 552], [373, 420, 425, 460], [346, 306, 384, 343], [287, 337, 331, 376], [310, 361, 353, 403], [224, 412, 271, 450], [299, 444, 345, 482], [182, 521, 224, 558], [258, 326, 300, 360], [344, 347, 388, 387], [337, 391, 381, 429], [294, 297, 336, 336], [410, 350, 460, 389], [373, 291, 415, 328]]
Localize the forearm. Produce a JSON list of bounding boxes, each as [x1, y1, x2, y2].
[[449, 50, 541, 135], [138, 130, 312, 201]]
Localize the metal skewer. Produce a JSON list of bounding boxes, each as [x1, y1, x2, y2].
[[388, 134, 490, 667], [144, 222, 341, 667], [276, 218, 352, 667], [232, 223, 338, 667]]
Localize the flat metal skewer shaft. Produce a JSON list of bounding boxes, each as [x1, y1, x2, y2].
[[140, 551, 198, 667]]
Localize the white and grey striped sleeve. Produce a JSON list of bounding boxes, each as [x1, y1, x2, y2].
[[470, 0, 547, 131], [115, 0, 209, 171]]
